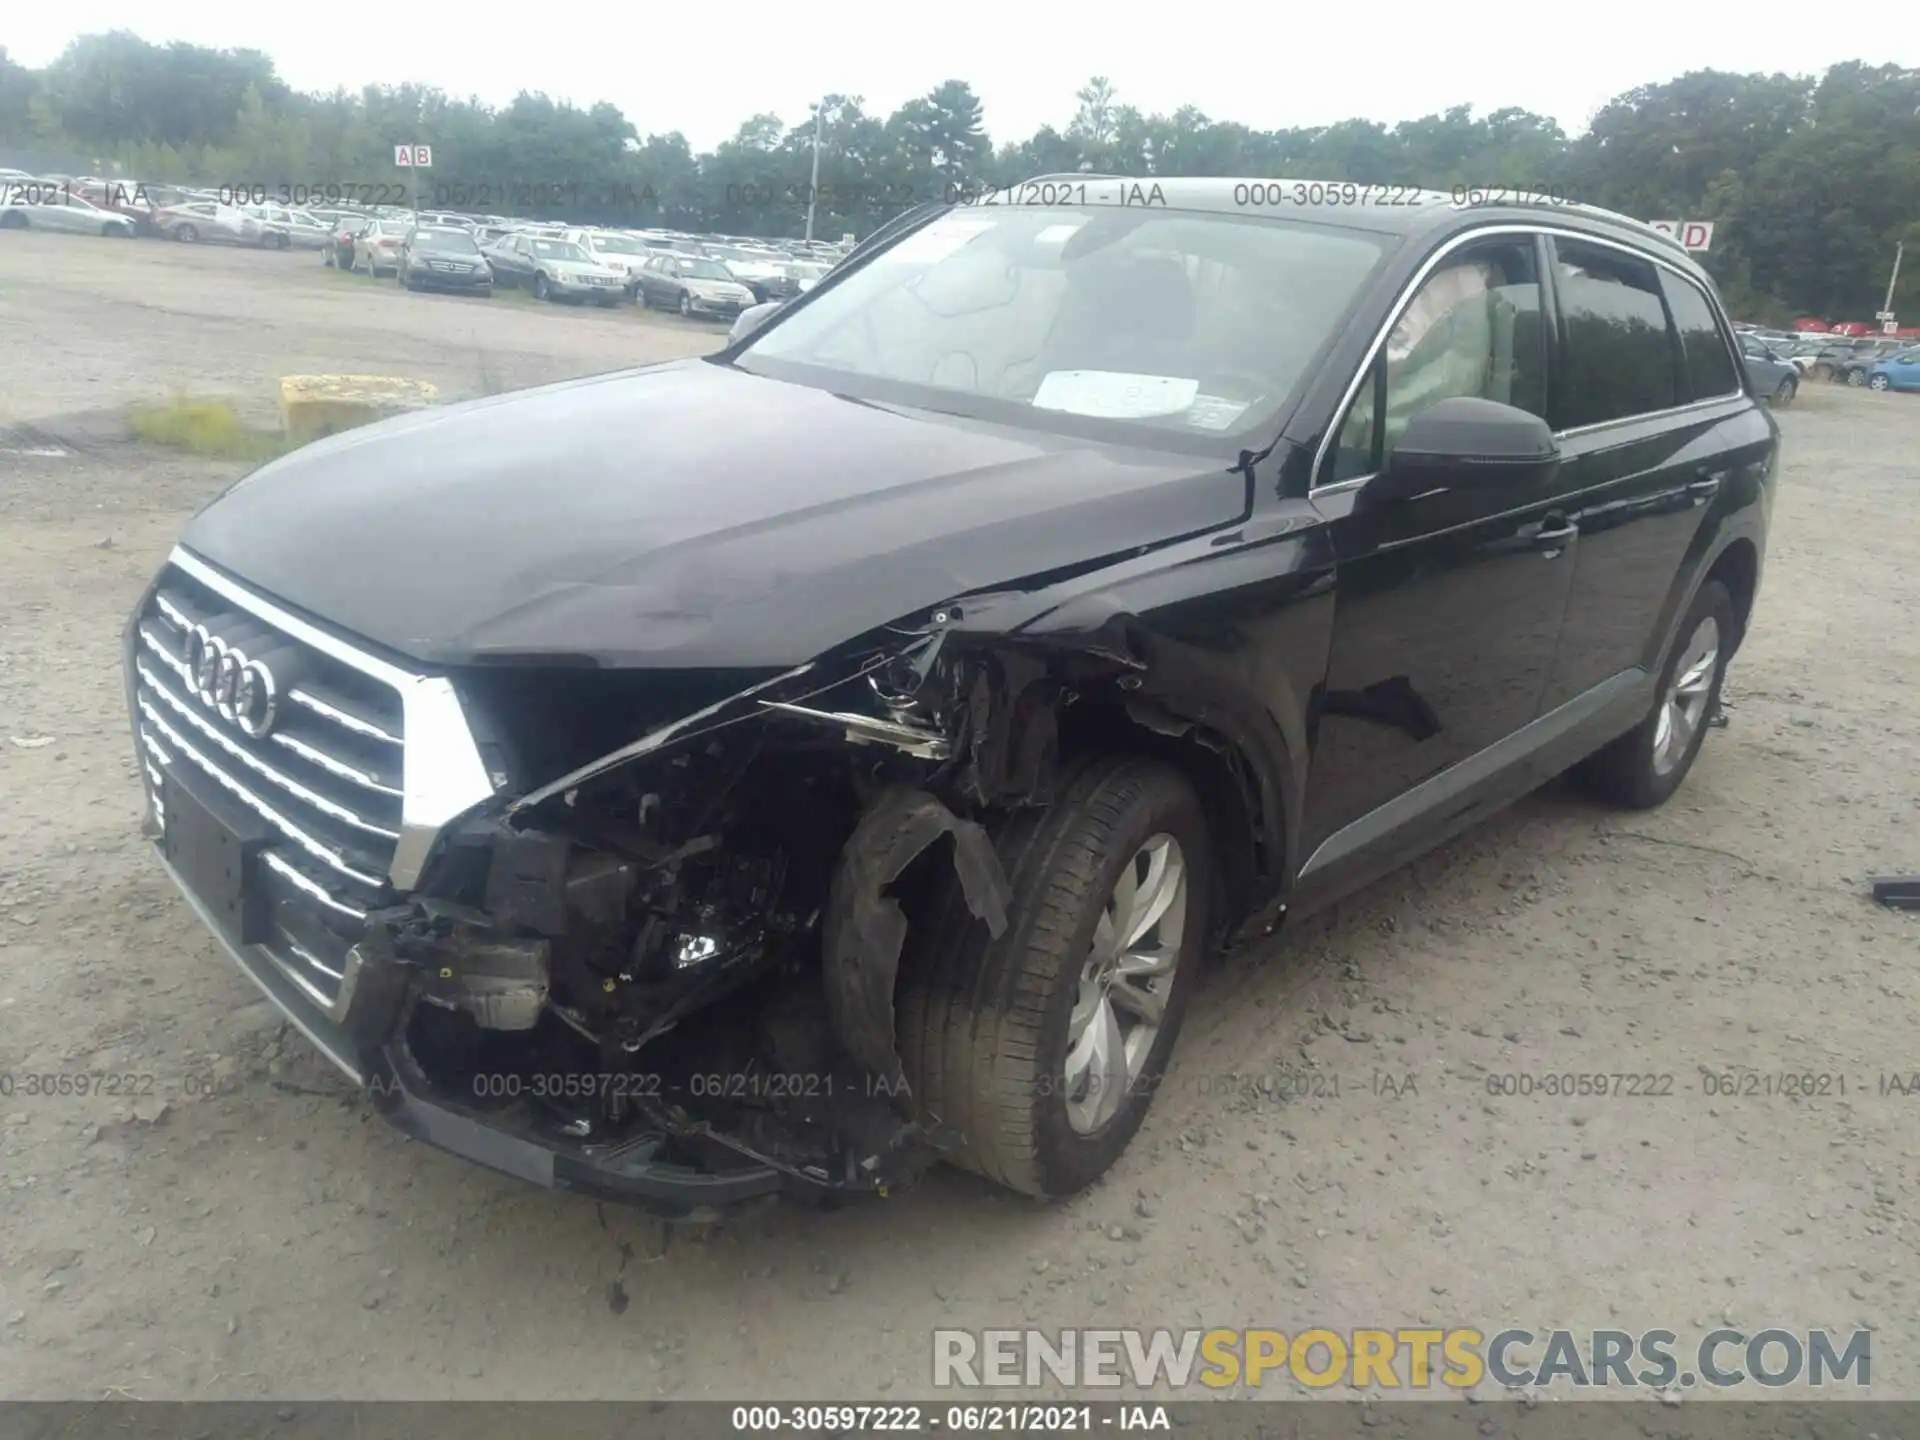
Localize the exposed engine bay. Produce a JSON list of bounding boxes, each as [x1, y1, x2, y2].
[[357, 609, 1111, 1208]]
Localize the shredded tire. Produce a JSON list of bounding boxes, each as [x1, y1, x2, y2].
[[897, 755, 1213, 1197]]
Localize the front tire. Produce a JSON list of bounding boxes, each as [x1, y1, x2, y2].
[[533, 272, 551, 301], [679, 290, 694, 318], [1869, 374, 1891, 392], [1772, 376, 1796, 406], [897, 756, 1214, 1198], [174, 224, 199, 243], [1573, 580, 1734, 809]]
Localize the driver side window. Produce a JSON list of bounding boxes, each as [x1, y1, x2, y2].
[[1323, 237, 1547, 485]]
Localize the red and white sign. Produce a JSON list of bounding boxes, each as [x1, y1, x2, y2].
[[1649, 220, 1714, 251], [392, 144, 433, 168]]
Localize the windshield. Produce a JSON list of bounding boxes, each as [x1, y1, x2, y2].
[[591, 234, 646, 255], [679, 259, 734, 281], [788, 262, 829, 279], [415, 229, 479, 251], [531, 240, 589, 260], [739, 207, 1388, 439]]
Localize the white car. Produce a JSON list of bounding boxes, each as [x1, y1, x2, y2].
[[564, 228, 656, 293], [0, 185, 137, 237], [151, 199, 260, 245], [704, 243, 790, 301], [241, 204, 334, 250]]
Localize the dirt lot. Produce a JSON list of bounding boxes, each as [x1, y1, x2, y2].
[[1, 231, 1916, 1403]]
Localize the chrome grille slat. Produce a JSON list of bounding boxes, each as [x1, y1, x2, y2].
[[287, 684, 401, 746], [270, 731, 402, 797], [279, 931, 345, 983], [136, 663, 399, 840], [261, 851, 367, 920], [139, 707, 387, 888]]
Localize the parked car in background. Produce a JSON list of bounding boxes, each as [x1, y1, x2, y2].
[[1835, 340, 1905, 387], [323, 214, 374, 269], [704, 243, 790, 302], [1737, 335, 1798, 406], [74, 179, 162, 234], [764, 259, 830, 301], [398, 226, 494, 296], [1865, 349, 1920, 393], [242, 204, 333, 250], [486, 233, 627, 303], [636, 252, 757, 318], [353, 218, 413, 277], [150, 199, 258, 245], [565, 228, 653, 295], [414, 211, 477, 231], [0, 185, 138, 236]]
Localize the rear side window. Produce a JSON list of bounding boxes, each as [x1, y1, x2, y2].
[[1552, 239, 1678, 429], [1661, 272, 1741, 401]]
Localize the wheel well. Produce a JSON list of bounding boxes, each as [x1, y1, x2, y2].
[[1705, 540, 1758, 651], [1055, 699, 1265, 941]]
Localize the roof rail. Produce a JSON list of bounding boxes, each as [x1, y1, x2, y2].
[[1019, 171, 1127, 183]]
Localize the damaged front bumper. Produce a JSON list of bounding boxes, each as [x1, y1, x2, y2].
[[158, 834, 980, 1218], [155, 849, 790, 1218]]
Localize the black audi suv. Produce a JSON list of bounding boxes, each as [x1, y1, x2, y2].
[[125, 177, 1774, 1217]]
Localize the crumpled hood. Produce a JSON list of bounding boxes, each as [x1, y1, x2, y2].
[[182, 359, 1248, 669]]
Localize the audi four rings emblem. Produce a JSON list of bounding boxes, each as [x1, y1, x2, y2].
[[187, 624, 279, 738]]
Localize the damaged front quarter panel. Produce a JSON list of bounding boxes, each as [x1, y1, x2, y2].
[[355, 602, 1104, 1207]]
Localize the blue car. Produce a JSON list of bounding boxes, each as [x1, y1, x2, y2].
[[1866, 349, 1920, 393]]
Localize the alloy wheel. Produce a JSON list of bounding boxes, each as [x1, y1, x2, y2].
[[1651, 616, 1720, 777], [1063, 833, 1188, 1134]]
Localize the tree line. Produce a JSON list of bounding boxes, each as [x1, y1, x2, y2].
[[2, 34, 1915, 322]]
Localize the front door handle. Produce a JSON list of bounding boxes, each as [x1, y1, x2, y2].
[[1688, 470, 1724, 501]]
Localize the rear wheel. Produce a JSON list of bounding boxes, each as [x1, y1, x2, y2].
[[0, 211, 26, 230], [897, 756, 1214, 1198], [679, 290, 694, 318], [174, 223, 199, 243], [1846, 368, 1867, 387], [533, 272, 551, 301], [1810, 362, 1834, 382], [1573, 580, 1733, 810]]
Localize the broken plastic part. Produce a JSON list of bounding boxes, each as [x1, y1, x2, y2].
[[759, 701, 951, 759], [821, 788, 1011, 1101]]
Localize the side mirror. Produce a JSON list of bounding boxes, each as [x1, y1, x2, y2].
[[1365, 396, 1560, 507], [728, 301, 785, 347]]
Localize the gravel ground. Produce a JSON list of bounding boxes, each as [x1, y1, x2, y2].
[[1, 233, 1916, 1404]]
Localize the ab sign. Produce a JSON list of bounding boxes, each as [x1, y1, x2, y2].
[[1649, 220, 1714, 252]]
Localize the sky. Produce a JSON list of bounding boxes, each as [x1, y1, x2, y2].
[[8, 3, 1917, 151]]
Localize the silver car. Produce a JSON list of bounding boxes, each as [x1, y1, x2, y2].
[[0, 184, 137, 237]]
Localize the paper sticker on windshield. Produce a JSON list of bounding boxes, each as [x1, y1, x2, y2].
[[877, 218, 997, 265], [1185, 395, 1251, 430], [1033, 371, 1201, 419], [1034, 222, 1086, 245]]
